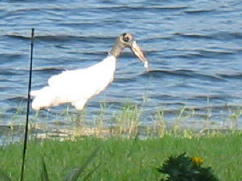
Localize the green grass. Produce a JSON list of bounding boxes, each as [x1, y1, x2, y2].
[[0, 132, 241, 181], [1, 103, 242, 180]]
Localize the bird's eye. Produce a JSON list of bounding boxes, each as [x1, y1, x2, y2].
[[122, 33, 130, 42]]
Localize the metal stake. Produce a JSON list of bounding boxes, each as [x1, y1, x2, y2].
[[20, 28, 35, 181]]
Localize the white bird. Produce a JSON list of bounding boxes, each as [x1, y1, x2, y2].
[[31, 33, 149, 111]]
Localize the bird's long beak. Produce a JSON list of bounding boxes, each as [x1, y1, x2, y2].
[[131, 41, 149, 70]]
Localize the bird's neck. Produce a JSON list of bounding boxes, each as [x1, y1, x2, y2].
[[109, 39, 125, 58]]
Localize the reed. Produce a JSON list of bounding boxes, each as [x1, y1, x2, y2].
[[1, 102, 242, 141]]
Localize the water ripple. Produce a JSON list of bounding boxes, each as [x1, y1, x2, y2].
[[142, 69, 224, 82]]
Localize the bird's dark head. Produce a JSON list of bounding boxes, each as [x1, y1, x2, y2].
[[110, 33, 149, 70], [119, 33, 134, 47]]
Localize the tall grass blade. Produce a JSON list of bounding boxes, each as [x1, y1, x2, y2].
[[82, 163, 101, 181], [126, 132, 140, 158], [64, 147, 100, 181], [40, 157, 49, 181], [0, 169, 11, 181]]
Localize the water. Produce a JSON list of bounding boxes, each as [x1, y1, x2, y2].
[[1, 0, 242, 132]]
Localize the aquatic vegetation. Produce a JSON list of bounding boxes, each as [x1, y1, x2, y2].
[[1, 102, 242, 143]]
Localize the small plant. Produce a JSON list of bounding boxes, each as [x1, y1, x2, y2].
[[114, 103, 141, 136], [153, 110, 167, 137], [158, 153, 219, 181]]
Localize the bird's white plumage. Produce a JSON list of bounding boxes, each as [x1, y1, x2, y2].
[[31, 55, 117, 110]]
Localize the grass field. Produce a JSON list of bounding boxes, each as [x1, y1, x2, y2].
[[0, 132, 241, 181], [0, 104, 242, 180]]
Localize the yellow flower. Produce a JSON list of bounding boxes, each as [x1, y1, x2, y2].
[[192, 156, 204, 165]]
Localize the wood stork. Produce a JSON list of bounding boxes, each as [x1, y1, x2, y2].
[[31, 33, 149, 110]]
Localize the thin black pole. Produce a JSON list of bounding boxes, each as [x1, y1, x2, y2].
[[20, 28, 35, 181]]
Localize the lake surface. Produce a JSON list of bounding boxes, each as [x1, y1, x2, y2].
[[0, 0, 242, 132]]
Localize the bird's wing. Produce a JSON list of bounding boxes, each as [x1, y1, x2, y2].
[[47, 59, 107, 88], [48, 69, 86, 87], [47, 56, 116, 100]]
